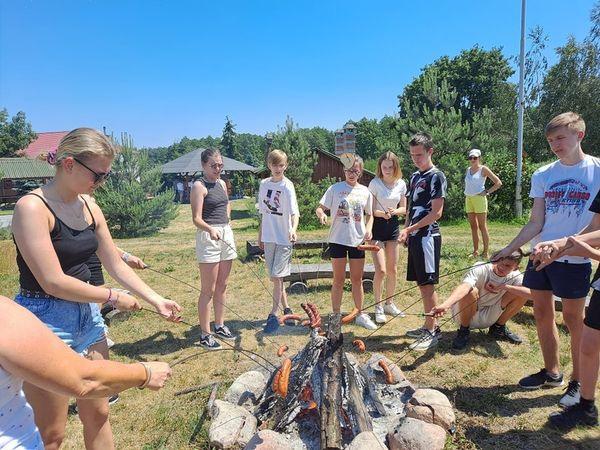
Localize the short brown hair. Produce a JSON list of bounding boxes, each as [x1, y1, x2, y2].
[[545, 112, 586, 136], [200, 147, 222, 164], [409, 132, 434, 150], [267, 149, 288, 165], [376, 151, 403, 180]]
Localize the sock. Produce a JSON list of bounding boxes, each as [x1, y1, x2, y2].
[[547, 371, 561, 380], [580, 397, 595, 411], [201, 331, 210, 338]]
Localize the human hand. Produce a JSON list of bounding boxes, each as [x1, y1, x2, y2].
[[125, 254, 147, 270], [208, 227, 222, 241], [561, 235, 600, 260], [531, 238, 566, 270], [289, 230, 297, 243], [364, 230, 372, 241], [478, 190, 488, 197], [397, 228, 409, 245], [429, 304, 448, 318], [113, 292, 142, 312], [318, 213, 328, 226], [485, 281, 504, 294], [143, 362, 172, 391], [154, 298, 182, 322], [490, 246, 515, 262]]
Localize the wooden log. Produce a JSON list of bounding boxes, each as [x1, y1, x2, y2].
[[344, 354, 373, 434], [283, 263, 375, 283], [320, 313, 343, 450]]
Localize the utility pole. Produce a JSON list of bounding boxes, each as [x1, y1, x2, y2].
[[515, 0, 526, 218]]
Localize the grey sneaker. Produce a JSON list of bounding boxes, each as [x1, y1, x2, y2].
[[559, 380, 581, 408], [406, 327, 426, 338], [409, 329, 439, 351]]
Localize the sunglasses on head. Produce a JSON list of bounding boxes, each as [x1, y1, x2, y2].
[[73, 157, 111, 184]]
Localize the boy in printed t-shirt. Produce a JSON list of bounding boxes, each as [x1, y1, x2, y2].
[[494, 112, 600, 408], [258, 150, 300, 334], [398, 132, 447, 351]]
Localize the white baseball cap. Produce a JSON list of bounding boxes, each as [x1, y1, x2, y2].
[[468, 149, 481, 158]]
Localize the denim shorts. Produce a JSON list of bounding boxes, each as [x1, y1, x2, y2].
[[15, 293, 106, 355], [522, 260, 591, 299]]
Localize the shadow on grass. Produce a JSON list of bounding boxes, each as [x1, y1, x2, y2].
[[231, 209, 253, 220], [460, 424, 600, 450]]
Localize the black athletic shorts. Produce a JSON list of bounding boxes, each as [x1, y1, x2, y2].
[[406, 234, 441, 285], [372, 216, 400, 241], [585, 289, 600, 331], [329, 243, 365, 259]]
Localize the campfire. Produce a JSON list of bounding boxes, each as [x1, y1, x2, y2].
[[208, 303, 455, 450]]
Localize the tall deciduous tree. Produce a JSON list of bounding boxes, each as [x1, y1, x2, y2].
[[0, 109, 37, 157]]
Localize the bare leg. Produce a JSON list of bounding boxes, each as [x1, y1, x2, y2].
[[532, 289, 560, 376], [213, 259, 233, 326], [579, 324, 600, 400], [497, 292, 528, 325], [467, 212, 479, 256], [77, 339, 114, 450], [270, 277, 282, 315], [419, 284, 438, 330], [384, 241, 400, 304], [280, 278, 290, 309], [23, 383, 69, 450], [457, 288, 479, 327], [349, 258, 365, 310], [198, 262, 219, 334], [372, 247, 386, 306], [331, 258, 347, 313], [476, 212, 489, 258], [561, 298, 586, 381]]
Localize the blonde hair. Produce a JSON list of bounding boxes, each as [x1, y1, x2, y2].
[[545, 112, 586, 136], [376, 151, 403, 180], [48, 128, 118, 166], [267, 149, 288, 165]]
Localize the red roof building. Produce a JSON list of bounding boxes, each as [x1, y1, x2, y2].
[[21, 131, 69, 158]]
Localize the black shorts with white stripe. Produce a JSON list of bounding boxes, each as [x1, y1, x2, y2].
[[406, 234, 441, 285]]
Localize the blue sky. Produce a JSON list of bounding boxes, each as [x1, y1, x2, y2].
[[0, 0, 596, 147]]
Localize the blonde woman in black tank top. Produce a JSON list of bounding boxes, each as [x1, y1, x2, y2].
[[11, 128, 181, 449], [191, 148, 238, 350]]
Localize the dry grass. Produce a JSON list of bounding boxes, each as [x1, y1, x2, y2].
[[1, 201, 599, 449]]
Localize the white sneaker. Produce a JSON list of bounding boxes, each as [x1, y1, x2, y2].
[[375, 305, 387, 323], [383, 302, 405, 317], [409, 329, 439, 351], [559, 380, 581, 408], [355, 313, 378, 330]]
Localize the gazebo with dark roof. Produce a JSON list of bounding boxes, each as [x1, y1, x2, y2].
[[161, 149, 256, 175]]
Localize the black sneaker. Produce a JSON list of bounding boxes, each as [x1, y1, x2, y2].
[[195, 334, 222, 350], [519, 368, 564, 390], [488, 323, 523, 344], [214, 324, 236, 341], [549, 402, 599, 430], [283, 307, 296, 326], [263, 314, 280, 334], [108, 394, 119, 406], [559, 380, 581, 408], [452, 326, 470, 351]]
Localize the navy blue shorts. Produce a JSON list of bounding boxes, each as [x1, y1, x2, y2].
[[522, 260, 591, 299], [585, 289, 600, 330]]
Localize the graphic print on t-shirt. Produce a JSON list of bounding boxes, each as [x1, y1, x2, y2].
[[335, 193, 365, 224], [263, 189, 283, 216], [545, 178, 591, 218]]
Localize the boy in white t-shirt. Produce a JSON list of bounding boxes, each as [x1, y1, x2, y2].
[[258, 150, 299, 334], [494, 112, 600, 407], [431, 252, 530, 351]]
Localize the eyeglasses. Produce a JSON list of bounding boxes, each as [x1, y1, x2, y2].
[[73, 157, 111, 184], [345, 168, 361, 176], [209, 163, 224, 170], [468, 156, 479, 160]]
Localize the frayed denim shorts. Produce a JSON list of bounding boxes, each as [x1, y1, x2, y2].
[[15, 292, 106, 355]]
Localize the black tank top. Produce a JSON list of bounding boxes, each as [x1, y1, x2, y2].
[[16, 193, 99, 292], [201, 179, 229, 225]]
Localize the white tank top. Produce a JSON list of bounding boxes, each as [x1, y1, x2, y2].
[[0, 365, 43, 450], [464, 166, 486, 196]]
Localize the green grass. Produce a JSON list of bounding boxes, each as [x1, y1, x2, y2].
[[1, 202, 599, 449]]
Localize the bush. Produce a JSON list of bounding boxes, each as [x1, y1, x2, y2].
[[0, 226, 11, 241], [95, 142, 177, 238], [296, 177, 336, 230]]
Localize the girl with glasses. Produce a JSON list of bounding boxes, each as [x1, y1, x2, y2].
[[11, 127, 182, 449], [316, 154, 376, 329]]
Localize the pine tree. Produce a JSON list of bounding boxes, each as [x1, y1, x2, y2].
[[95, 133, 177, 238]]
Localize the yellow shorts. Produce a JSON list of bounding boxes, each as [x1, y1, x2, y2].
[[465, 195, 488, 214]]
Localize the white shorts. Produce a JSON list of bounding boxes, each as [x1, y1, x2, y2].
[[196, 224, 238, 263], [451, 301, 504, 329], [264, 243, 292, 278]]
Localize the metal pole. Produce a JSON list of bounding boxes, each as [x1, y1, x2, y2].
[[515, 0, 526, 218]]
